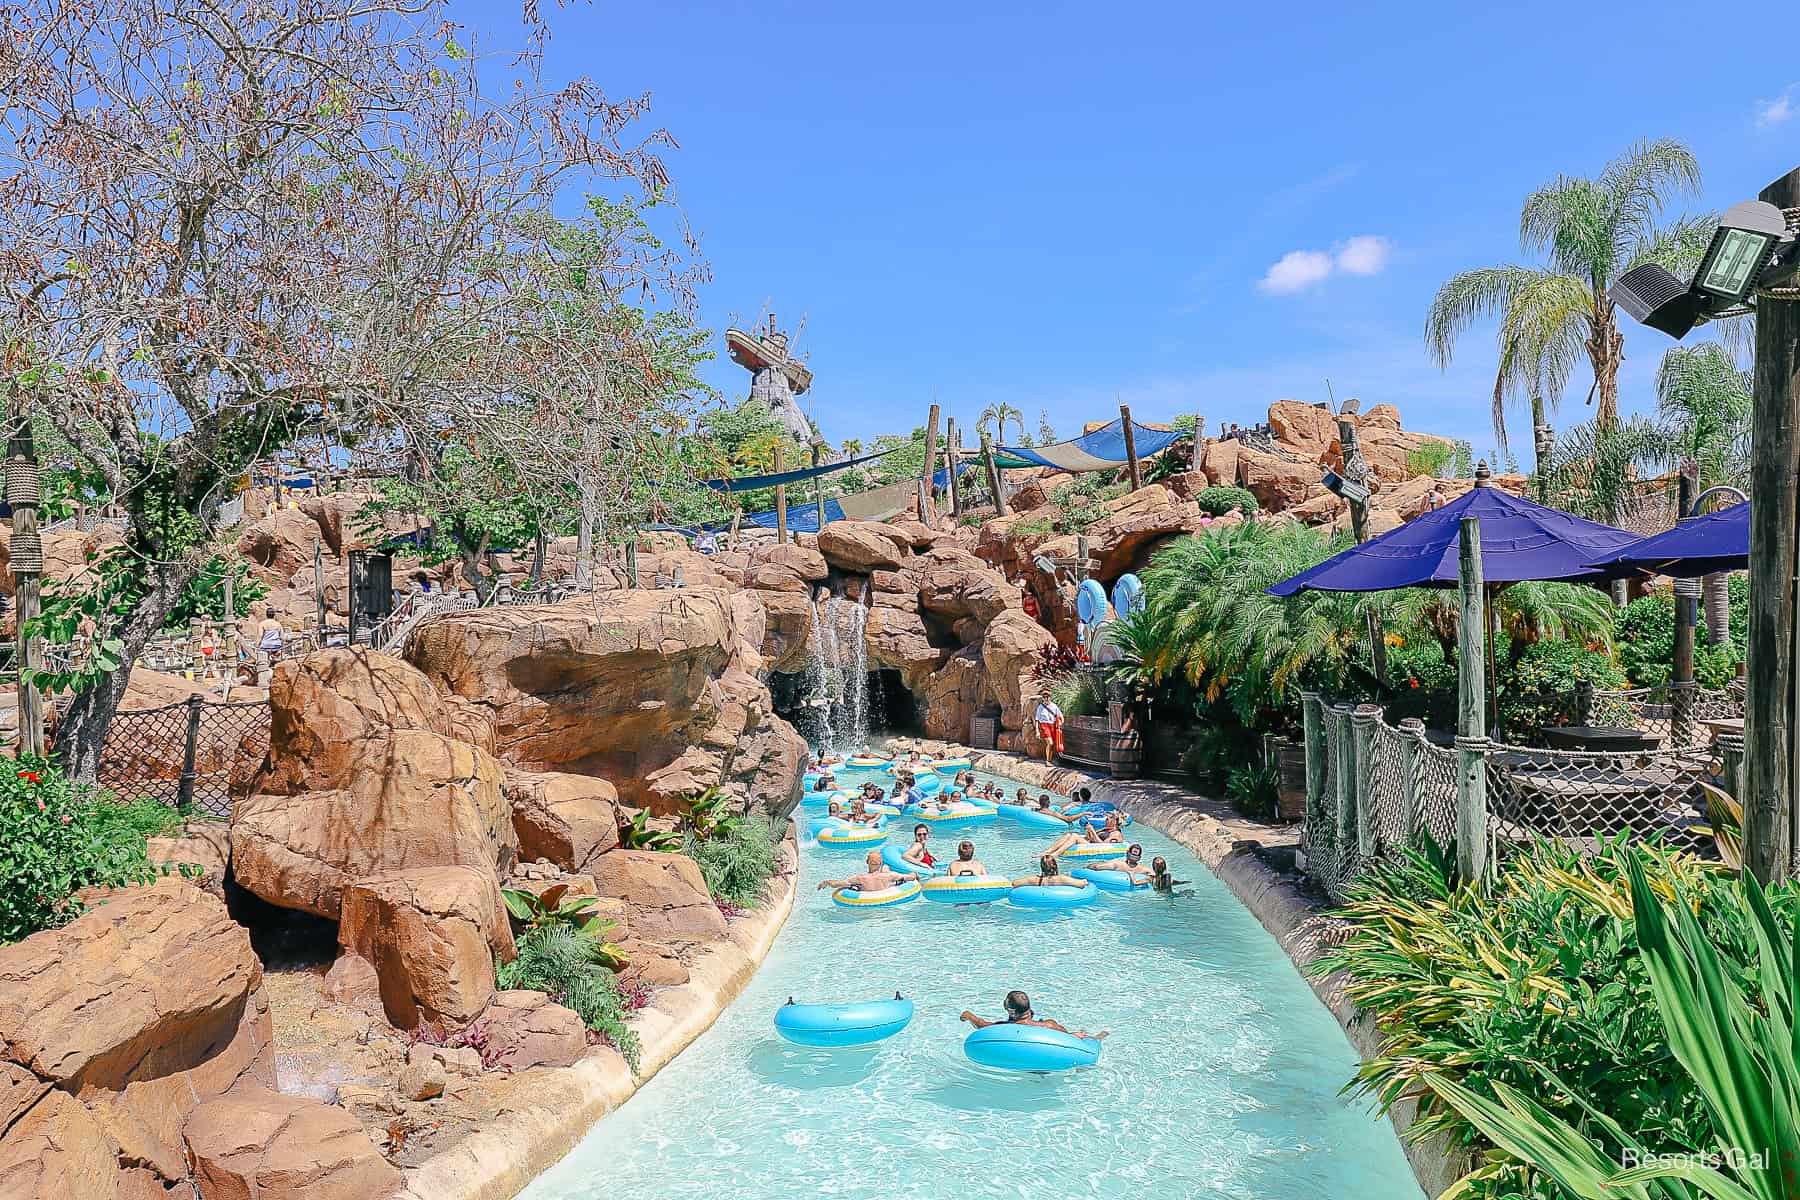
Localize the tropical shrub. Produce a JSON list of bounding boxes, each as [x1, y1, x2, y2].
[[0, 759, 186, 942], [1404, 441, 1456, 478], [1315, 838, 1790, 1199], [498, 925, 641, 1071], [617, 807, 681, 852], [1497, 638, 1626, 739], [1046, 669, 1103, 717], [1191, 485, 1259, 516], [1224, 762, 1280, 819], [500, 884, 626, 969], [682, 814, 780, 909], [1381, 639, 1458, 727], [1422, 853, 1800, 1200]]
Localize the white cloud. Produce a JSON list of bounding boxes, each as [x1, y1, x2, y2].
[[1257, 235, 1392, 294], [1335, 234, 1392, 276], [1258, 249, 1334, 294], [1756, 84, 1796, 127]]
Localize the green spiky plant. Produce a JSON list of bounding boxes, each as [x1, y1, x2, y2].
[[617, 807, 682, 852], [500, 884, 627, 969], [1426, 138, 1710, 450], [498, 925, 641, 1071]]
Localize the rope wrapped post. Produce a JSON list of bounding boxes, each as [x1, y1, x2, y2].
[[1574, 678, 1595, 728], [1352, 705, 1381, 858], [1332, 704, 1357, 853], [1720, 732, 1747, 805], [1396, 717, 1426, 842], [5, 426, 45, 758], [1456, 516, 1490, 883], [946, 418, 963, 520]]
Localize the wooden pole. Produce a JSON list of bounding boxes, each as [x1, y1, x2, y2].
[[922, 402, 941, 527], [6, 423, 45, 758], [1119, 403, 1142, 491], [1743, 165, 1800, 883], [728, 509, 742, 552], [981, 433, 1010, 517], [1672, 462, 1699, 747], [1456, 516, 1489, 883], [946, 418, 963, 521], [811, 442, 826, 534], [774, 444, 788, 545], [313, 538, 325, 642], [1337, 413, 1388, 688]]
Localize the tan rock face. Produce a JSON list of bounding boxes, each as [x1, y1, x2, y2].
[[0, 1089, 125, 1200], [252, 649, 495, 798], [235, 507, 325, 587], [980, 610, 1057, 736], [1199, 437, 1242, 488], [753, 542, 829, 583], [920, 646, 985, 740], [1082, 484, 1205, 578], [404, 591, 804, 813], [914, 547, 1017, 628], [0, 879, 262, 1093], [1237, 447, 1326, 511], [591, 850, 726, 946], [145, 822, 232, 900], [183, 1088, 403, 1200], [479, 990, 588, 1071], [817, 521, 906, 572], [1268, 399, 1338, 460], [233, 728, 516, 919], [755, 590, 815, 674], [338, 866, 513, 1029], [502, 768, 620, 872]]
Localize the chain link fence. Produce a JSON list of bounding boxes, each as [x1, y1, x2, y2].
[[91, 696, 271, 819]]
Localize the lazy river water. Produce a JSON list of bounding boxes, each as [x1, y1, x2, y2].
[[519, 763, 1421, 1200]]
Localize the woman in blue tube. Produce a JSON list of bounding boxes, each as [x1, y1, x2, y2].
[[1011, 854, 1083, 889], [958, 991, 1107, 1040]]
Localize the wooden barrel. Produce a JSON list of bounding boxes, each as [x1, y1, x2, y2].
[[1108, 729, 1142, 780]]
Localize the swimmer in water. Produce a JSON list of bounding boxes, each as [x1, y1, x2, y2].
[[1012, 853, 1084, 889], [1151, 856, 1189, 894], [958, 990, 1107, 1040], [946, 840, 987, 877]]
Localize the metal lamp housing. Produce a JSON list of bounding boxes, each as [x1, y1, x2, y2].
[[1609, 264, 1706, 339], [1692, 200, 1788, 303]]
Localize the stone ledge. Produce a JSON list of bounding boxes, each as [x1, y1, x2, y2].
[[890, 737, 1467, 1199], [397, 833, 799, 1200]]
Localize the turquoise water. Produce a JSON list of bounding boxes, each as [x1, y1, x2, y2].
[[519, 766, 1422, 1200]]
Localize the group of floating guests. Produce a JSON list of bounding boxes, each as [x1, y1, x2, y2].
[[817, 834, 1183, 896]]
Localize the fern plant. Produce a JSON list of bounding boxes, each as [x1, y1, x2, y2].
[[499, 925, 642, 1072], [683, 815, 779, 908], [500, 884, 626, 970]]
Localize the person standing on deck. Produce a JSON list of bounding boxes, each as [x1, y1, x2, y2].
[[1033, 696, 1064, 764]]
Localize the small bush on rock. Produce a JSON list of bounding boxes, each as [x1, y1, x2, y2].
[[0, 758, 184, 943], [1192, 485, 1259, 516], [683, 815, 779, 909], [499, 925, 641, 1071]]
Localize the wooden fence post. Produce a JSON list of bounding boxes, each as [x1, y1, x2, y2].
[[1119, 402, 1142, 491], [1673, 463, 1699, 746], [946, 419, 963, 521], [1396, 717, 1425, 843], [177, 694, 203, 811], [1302, 693, 1326, 824], [773, 444, 788, 545], [5, 423, 45, 758], [1332, 705, 1357, 853], [1353, 705, 1380, 858], [922, 402, 941, 527], [812, 442, 826, 534], [1456, 516, 1490, 883], [981, 433, 1010, 517]]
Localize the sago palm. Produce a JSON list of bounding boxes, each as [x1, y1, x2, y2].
[[1650, 342, 1750, 644], [1427, 139, 1711, 451]]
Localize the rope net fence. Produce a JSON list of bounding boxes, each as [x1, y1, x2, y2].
[[1301, 684, 1741, 903], [91, 698, 271, 819]]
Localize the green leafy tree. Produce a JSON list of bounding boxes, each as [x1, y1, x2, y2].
[[976, 403, 1025, 446], [1426, 139, 1710, 449]]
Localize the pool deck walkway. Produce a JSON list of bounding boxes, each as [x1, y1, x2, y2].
[[887, 736, 1466, 1199]]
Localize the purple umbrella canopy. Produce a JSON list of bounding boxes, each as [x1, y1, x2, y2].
[[1583, 501, 1749, 580], [1266, 476, 1640, 596]]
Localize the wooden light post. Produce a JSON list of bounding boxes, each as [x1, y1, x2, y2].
[[1671, 462, 1699, 748], [946, 417, 962, 520], [1336, 409, 1388, 687], [1455, 516, 1489, 883], [774, 444, 789, 545], [1744, 164, 1800, 884], [981, 432, 1010, 517], [811, 441, 826, 533]]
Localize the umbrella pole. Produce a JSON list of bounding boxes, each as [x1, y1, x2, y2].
[[1486, 584, 1500, 733]]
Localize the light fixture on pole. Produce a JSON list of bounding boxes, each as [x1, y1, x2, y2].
[[1610, 200, 1794, 339], [1319, 467, 1371, 506]]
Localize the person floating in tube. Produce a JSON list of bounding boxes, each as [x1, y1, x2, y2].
[[958, 990, 1107, 1040], [817, 851, 917, 894], [899, 824, 936, 870], [1033, 696, 1065, 764]]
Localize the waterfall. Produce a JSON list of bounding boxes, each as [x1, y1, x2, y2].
[[804, 595, 837, 750], [802, 588, 878, 753]]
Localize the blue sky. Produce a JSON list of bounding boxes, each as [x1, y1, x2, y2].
[[464, 0, 1796, 456]]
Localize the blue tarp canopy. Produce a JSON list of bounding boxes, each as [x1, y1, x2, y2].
[[737, 462, 972, 533], [1584, 501, 1749, 580], [701, 447, 894, 492], [1267, 479, 1639, 595], [996, 419, 1185, 471]]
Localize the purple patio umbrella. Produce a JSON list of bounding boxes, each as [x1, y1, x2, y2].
[[1266, 471, 1640, 596], [1583, 501, 1748, 580]]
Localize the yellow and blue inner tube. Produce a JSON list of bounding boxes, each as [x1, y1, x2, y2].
[[817, 823, 888, 848], [912, 802, 997, 826], [831, 880, 922, 909], [921, 875, 1013, 904], [1056, 841, 1129, 862]]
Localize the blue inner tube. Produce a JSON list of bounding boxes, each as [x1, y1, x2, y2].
[[800, 789, 853, 810], [774, 997, 914, 1047], [1072, 865, 1149, 892], [912, 804, 997, 827], [1076, 578, 1108, 625], [1008, 883, 1099, 909], [1055, 842, 1129, 862], [964, 1023, 1103, 1071], [909, 775, 944, 796], [880, 843, 943, 877], [831, 880, 921, 909], [930, 758, 971, 774], [1112, 572, 1144, 617], [1062, 801, 1130, 826], [996, 803, 1072, 830], [921, 875, 1013, 905]]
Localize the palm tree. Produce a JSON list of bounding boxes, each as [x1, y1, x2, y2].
[[1650, 342, 1751, 644], [976, 402, 1026, 446], [1426, 139, 1712, 452]]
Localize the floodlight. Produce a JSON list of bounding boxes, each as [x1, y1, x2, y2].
[[1320, 468, 1370, 506], [1609, 200, 1792, 340]]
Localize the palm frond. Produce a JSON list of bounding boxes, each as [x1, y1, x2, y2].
[[1603, 138, 1704, 273]]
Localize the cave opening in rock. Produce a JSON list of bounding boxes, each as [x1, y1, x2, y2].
[[771, 666, 917, 745], [227, 877, 340, 970]]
